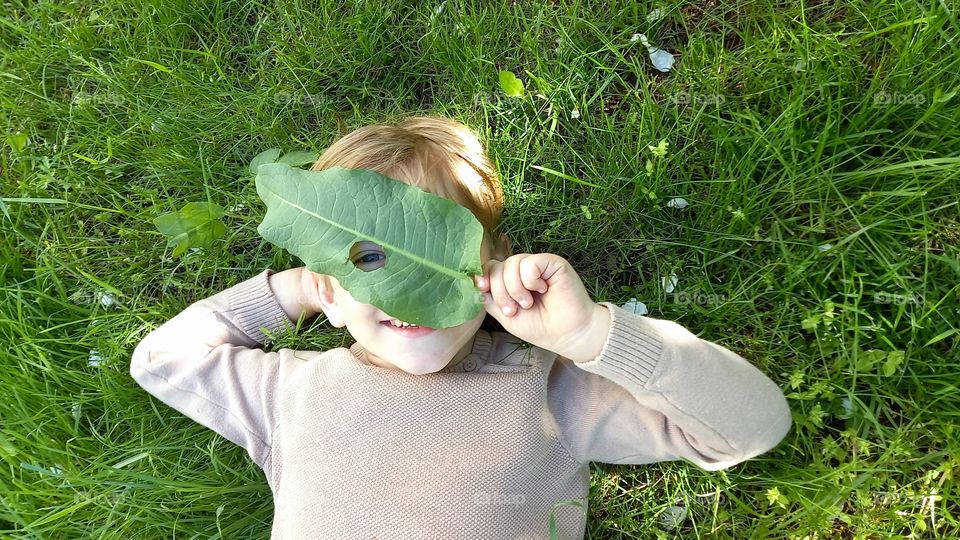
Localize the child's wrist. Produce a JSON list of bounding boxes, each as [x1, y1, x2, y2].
[[558, 303, 612, 363]]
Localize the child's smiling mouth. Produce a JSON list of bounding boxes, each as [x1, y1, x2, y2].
[[380, 318, 436, 337]]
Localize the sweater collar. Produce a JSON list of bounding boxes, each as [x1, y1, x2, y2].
[[348, 329, 494, 373]]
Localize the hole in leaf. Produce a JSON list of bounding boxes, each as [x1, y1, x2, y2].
[[349, 241, 387, 272]]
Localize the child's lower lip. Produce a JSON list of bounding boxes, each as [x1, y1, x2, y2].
[[380, 321, 435, 337]]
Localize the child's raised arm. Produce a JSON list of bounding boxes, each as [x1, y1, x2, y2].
[[130, 268, 320, 472], [476, 253, 792, 470], [547, 302, 793, 470]]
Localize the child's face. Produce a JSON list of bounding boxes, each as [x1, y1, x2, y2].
[[318, 238, 499, 375]]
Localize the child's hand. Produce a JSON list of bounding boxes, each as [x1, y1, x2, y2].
[[269, 267, 324, 322], [474, 253, 611, 362]]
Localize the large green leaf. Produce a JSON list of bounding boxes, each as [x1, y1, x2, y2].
[[255, 163, 485, 329]]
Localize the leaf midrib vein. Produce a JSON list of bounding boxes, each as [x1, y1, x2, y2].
[[277, 196, 463, 279]]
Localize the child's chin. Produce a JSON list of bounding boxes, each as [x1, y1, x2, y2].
[[398, 362, 445, 376]]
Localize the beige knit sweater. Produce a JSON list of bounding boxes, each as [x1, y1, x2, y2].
[[130, 268, 792, 539]]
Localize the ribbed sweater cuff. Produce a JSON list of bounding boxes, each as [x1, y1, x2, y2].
[[571, 301, 664, 387], [227, 268, 292, 344]]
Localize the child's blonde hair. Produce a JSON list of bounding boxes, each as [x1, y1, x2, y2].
[[311, 115, 509, 258]]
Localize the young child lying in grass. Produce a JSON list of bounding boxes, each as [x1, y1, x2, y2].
[[130, 115, 792, 539]]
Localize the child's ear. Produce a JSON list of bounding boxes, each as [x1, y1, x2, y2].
[[314, 274, 346, 328]]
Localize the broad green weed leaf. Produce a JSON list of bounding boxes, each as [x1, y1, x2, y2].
[[883, 350, 905, 377], [249, 148, 281, 175], [5, 131, 28, 152], [277, 150, 319, 167], [153, 201, 227, 257], [855, 349, 887, 372], [499, 70, 524, 97], [255, 163, 484, 329]]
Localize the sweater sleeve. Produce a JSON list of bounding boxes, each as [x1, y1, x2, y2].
[[547, 302, 792, 470], [130, 268, 316, 472]]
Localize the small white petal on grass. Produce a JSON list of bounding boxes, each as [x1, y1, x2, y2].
[[71, 402, 81, 423], [621, 298, 648, 315], [819, 243, 833, 252], [658, 506, 687, 530], [636, 34, 675, 72], [666, 197, 689, 209], [646, 8, 666, 23], [434, 1, 446, 15], [455, 22, 466, 35], [570, 107, 580, 119], [88, 350, 103, 367], [631, 33, 642, 42], [840, 397, 853, 419], [648, 48, 675, 72], [95, 291, 115, 307], [661, 272, 678, 293]]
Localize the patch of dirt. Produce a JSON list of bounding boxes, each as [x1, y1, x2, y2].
[[804, 0, 849, 26], [679, 0, 721, 29], [601, 93, 622, 116], [724, 31, 744, 52], [830, 517, 858, 540], [676, 0, 744, 51], [917, 216, 960, 255]]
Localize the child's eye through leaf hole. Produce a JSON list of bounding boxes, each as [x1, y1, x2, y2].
[[356, 252, 386, 270], [349, 240, 387, 272]]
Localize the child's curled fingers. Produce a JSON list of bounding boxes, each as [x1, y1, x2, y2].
[[483, 256, 515, 315], [474, 272, 489, 292], [480, 254, 553, 316], [502, 254, 549, 310], [474, 253, 600, 351]]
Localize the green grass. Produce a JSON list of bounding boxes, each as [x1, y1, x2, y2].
[[2, 0, 958, 537]]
